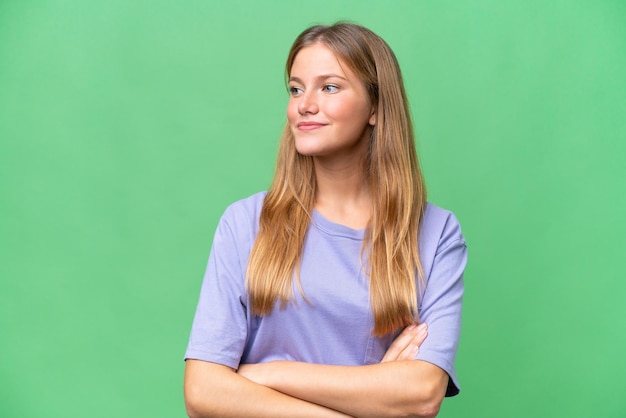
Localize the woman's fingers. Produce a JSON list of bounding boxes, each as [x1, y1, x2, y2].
[[381, 323, 428, 362], [381, 327, 410, 363], [396, 324, 428, 360]]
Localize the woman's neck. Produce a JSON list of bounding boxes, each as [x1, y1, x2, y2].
[[313, 157, 371, 230]]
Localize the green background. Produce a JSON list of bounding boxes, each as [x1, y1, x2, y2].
[[1, 0, 625, 416]]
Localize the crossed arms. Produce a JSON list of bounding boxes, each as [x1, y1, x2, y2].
[[184, 323, 448, 418]]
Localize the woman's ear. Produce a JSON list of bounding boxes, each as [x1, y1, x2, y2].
[[369, 108, 377, 126]]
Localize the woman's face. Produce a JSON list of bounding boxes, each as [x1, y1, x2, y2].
[[287, 43, 376, 162]]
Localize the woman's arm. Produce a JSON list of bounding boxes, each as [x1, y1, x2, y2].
[[184, 360, 352, 418], [184, 326, 430, 418], [237, 323, 445, 418], [237, 359, 447, 418]]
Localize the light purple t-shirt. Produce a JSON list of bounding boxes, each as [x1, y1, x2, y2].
[[185, 191, 467, 396]]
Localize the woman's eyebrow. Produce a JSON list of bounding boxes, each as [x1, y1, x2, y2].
[[288, 74, 348, 83]]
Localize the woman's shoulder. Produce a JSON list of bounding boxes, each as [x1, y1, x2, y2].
[[214, 191, 267, 244], [420, 202, 466, 251], [219, 191, 267, 225], [225, 191, 267, 212], [423, 202, 460, 224]]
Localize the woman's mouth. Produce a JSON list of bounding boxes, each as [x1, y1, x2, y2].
[[297, 122, 326, 131]]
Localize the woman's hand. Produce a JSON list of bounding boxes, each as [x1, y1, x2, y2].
[[381, 323, 428, 363]]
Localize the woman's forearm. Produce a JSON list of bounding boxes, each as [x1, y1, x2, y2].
[[238, 360, 447, 418], [184, 360, 352, 418]]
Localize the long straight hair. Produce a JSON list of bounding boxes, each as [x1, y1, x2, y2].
[[246, 22, 427, 336]]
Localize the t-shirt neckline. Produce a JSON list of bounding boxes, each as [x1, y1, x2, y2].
[[311, 209, 366, 240]]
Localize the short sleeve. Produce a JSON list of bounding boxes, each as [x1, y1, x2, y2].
[[184, 205, 252, 368], [415, 210, 467, 397]]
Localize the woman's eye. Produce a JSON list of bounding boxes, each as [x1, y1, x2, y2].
[[289, 86, 303, 96], [323, 85, 339, 93]]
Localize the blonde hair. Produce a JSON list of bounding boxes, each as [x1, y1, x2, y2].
[[246, 22, 426, 336]]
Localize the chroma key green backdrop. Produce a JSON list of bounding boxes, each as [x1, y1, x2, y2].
[[1, 1, 625, 417]]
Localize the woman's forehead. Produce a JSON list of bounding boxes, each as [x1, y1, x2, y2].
[[290, 43, 356, 80]]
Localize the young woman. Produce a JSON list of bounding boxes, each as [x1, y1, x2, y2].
[[184, 22, 467, 418]]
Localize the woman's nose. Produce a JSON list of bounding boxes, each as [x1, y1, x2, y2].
[[298, 92, 319, 115]]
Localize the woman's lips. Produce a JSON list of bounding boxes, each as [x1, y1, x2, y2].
[[297, 122, 326, 131]]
